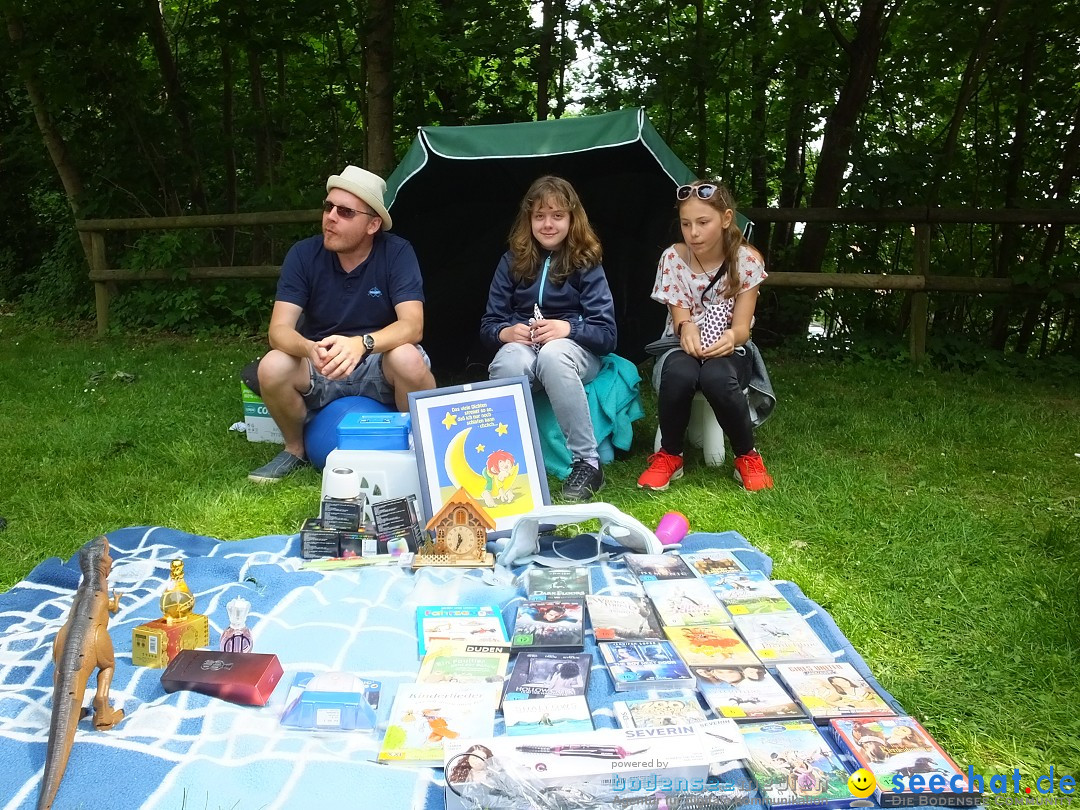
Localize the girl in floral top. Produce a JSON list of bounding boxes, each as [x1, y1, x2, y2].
[[637, 181, 774, 491]]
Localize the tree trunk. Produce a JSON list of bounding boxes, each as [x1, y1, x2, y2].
[[767, 0, 814, 269], [366, 0, 395, 178], [748, 0, 770, 252], [782, 0, 894, 339], [221, 34, 237, 264], [536, 0, 555, 120], [248, 45, 272, 263], [6, 11, 85, 214], [927, 0, 1012, 206], [141, 0, 208, 213], [989, 27, 1035, 349], [5, 8, 91, 263], [693, 0, 707, 176]]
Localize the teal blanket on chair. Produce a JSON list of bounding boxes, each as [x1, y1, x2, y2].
[[533, 354, 646, 479]]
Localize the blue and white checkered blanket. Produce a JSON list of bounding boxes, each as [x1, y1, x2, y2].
[[0, 527, 900, 810]]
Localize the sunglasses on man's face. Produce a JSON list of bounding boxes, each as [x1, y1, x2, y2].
[[322, 200, 377, 220], [676, 184, 719, 201]]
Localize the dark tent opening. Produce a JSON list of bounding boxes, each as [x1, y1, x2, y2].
[[385, 109, 704, 374]]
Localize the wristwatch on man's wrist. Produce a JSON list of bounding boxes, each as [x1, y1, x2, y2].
[[362, 334, 375, 353]]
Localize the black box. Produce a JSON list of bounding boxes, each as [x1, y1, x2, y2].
[[300, 518, 341, 559], [320, 495, 365, 532]]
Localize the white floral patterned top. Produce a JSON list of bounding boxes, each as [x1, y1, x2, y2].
[[650, 243, 767, 337]]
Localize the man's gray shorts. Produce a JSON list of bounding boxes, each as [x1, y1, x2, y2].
[[302, 345, 430, 410]]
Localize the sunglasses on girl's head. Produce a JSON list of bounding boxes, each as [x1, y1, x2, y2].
[[322, 200, 377, 220], [676, 184, 719, 201]]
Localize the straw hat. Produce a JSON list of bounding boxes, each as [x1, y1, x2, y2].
[[326, 165, 392, 230]]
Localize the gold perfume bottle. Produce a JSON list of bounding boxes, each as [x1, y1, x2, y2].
[[160, 559, 194, 623]]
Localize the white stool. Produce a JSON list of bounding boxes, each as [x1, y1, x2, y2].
[[321, 447, 425, 522], [653, 392, 726, 466]]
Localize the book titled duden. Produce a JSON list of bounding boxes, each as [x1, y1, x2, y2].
[[160, 650, 284, 706], [443, 723, 745, 810]]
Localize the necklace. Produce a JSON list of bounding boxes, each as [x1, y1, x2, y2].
[[690, 250, 724, 277]]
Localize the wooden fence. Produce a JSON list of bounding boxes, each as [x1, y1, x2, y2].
[[76, 207, 1080, 362]]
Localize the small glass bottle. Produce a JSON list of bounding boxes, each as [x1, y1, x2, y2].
[[220, 596, 253, 653]]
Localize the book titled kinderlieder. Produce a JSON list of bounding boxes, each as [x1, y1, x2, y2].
[[829, 716, 978, 807], [378, 682, 500, 766], [415, 605, 508, 657], [775, 662, 896, 719], [739, 719, 858, 810]]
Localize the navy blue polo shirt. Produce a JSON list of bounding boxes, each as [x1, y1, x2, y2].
[[275, 232, 425, 341]]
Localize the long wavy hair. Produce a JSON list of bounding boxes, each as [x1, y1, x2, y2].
[[679, 180, 745, 299], [508, 176, 602, 284]]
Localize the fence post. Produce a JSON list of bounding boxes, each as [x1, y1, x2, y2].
[[910, 223, 931, 364], [89, 231, 109, 336]]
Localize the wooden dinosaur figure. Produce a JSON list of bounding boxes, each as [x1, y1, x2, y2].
[[37, 535, 124, 810]]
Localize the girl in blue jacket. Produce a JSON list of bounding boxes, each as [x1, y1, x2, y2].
[[480, 175, 617, 502]]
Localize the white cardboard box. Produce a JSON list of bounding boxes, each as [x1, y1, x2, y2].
[[444, 722, 746, 809], [241, 383, 283, 444]]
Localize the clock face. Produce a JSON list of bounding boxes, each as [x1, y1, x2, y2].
[[444, 525, 477, 557]]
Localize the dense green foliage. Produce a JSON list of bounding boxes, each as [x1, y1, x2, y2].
[[1, 0, 1077, 351], [1, 321, 1077, 776]]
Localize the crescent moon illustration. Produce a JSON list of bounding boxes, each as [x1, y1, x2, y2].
[[444, 427, 487, 498]]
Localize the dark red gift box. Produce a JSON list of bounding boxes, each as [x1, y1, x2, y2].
[[161, 650, 284, 706]]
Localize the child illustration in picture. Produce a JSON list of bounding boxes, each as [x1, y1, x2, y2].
[[422, 707, 460, 743], [480, 175, 616, 502], [480, 449, 518, 508], [638, 181, 774, 492]]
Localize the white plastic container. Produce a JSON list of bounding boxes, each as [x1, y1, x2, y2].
[[320, 447, 425, 522]]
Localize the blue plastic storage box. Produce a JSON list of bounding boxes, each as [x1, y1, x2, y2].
[[337, 412, 412, 451]]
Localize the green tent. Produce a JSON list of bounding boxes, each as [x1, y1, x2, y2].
[[385, 108, 733, 372]]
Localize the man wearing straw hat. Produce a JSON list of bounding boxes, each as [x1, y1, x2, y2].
[[249, 165, 436, 483]]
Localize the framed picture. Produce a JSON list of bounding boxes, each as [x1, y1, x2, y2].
[[409, 377, 550, 535]]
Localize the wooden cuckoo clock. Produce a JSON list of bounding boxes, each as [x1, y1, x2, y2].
[[414, 487, 496, 568]]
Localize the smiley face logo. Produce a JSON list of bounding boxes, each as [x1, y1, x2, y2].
[[848, 768, 877, 798]]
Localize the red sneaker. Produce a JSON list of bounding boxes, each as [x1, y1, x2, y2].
[[637, 450, 684, 491], [733, 451, 774, 491]]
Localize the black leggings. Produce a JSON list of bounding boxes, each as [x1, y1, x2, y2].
[[657, 349, 755, 457]]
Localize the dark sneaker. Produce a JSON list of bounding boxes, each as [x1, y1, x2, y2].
[[733, 451, 774, 491], [562, 459, 604, 502], [637, 450, 684, 491], [248, 450, 309, 483]]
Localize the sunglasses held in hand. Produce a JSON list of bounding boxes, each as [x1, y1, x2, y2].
[[676, 184, 718, 201], [322, 200, 378, 220]]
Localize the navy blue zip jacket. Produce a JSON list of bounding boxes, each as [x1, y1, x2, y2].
[[479, 250, 618, 356]]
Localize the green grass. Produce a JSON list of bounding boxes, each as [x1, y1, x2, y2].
[[2, 318, 1078, 784]]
